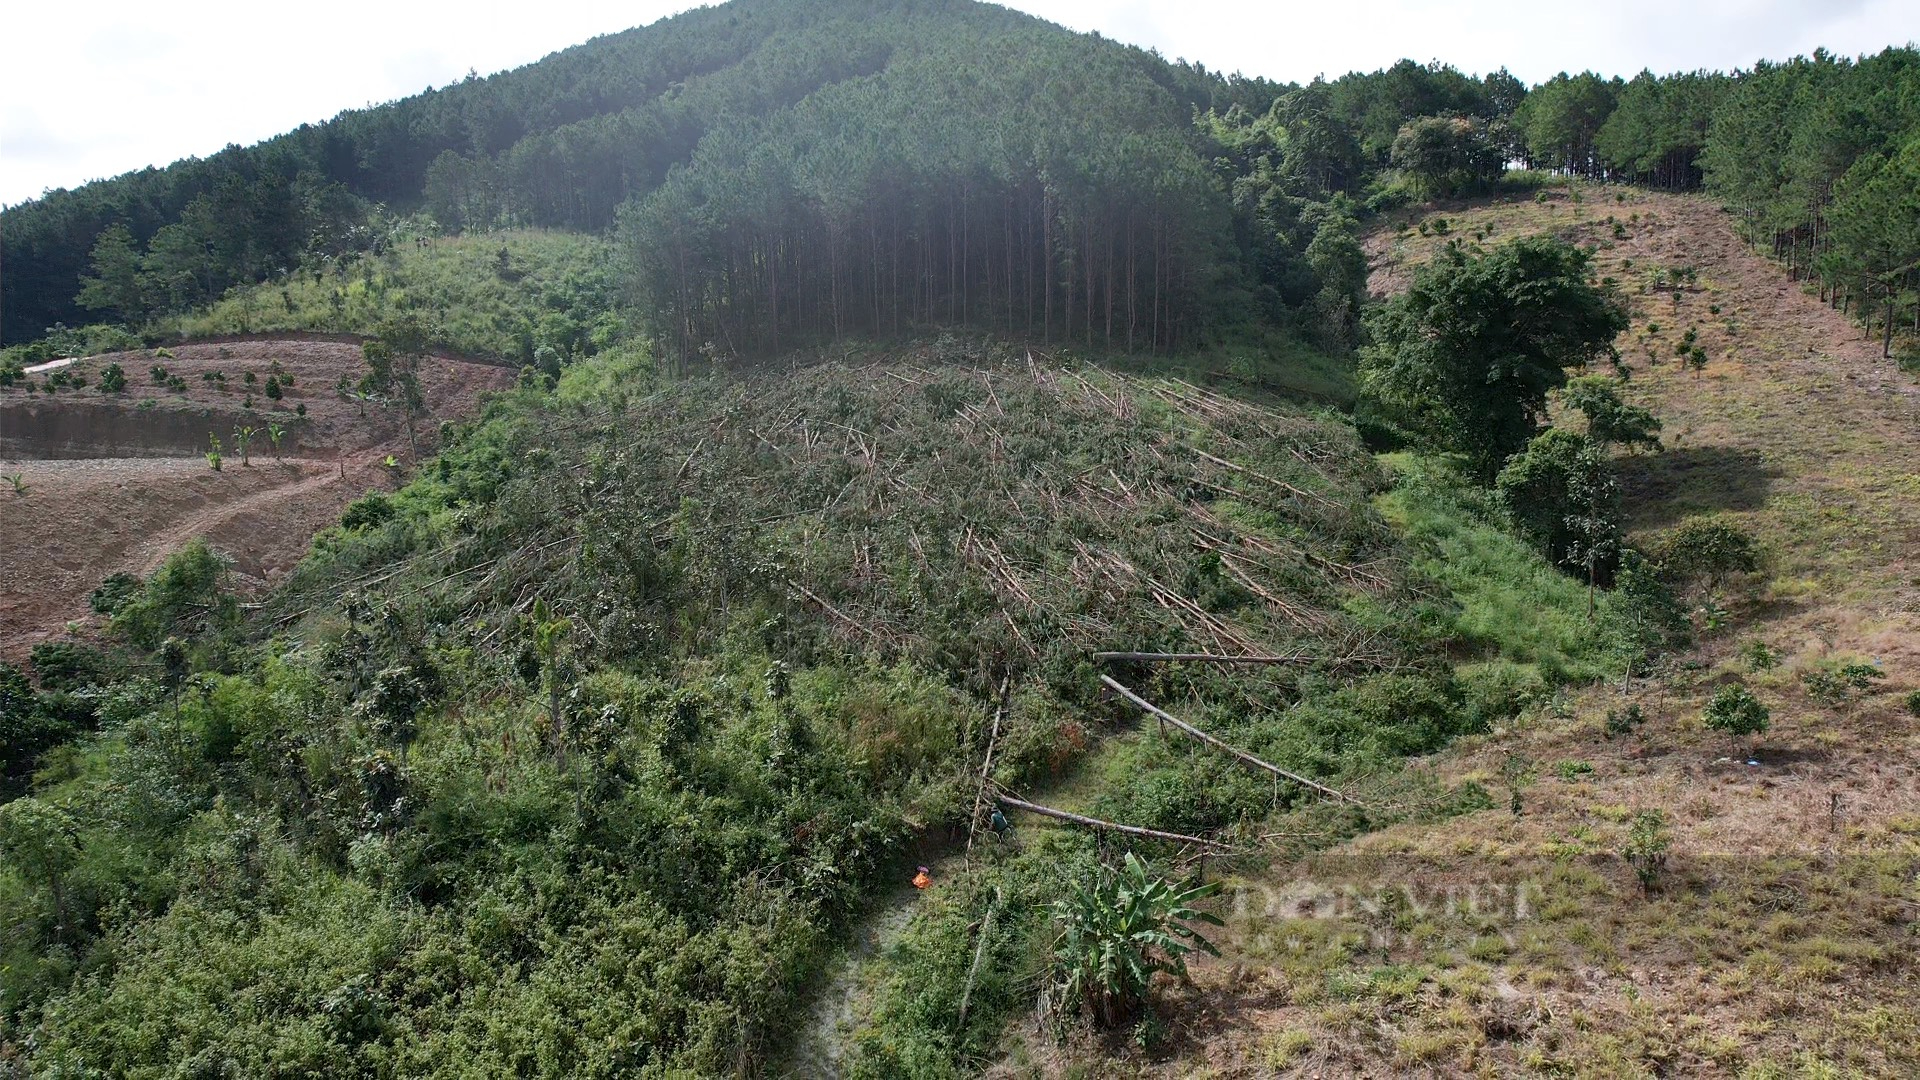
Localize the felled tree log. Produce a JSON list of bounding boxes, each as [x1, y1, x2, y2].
[[1099, 675, 1366, 807], [993, 791, 1234, 850]]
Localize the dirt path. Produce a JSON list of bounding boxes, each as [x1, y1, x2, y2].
[[782, 884, 922, 1078], [0, 455, 381, 657], [127, 461, 351, 575], [0, 338, 512, 660]]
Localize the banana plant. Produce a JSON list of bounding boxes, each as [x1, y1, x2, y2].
[[1051, 852, 1223, 1027], [232, 426, 257, 466]]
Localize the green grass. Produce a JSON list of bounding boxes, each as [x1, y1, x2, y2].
[[1113, 326, 1358, 404], [163, 230, 624, 362], [1376, 452, 1620, 684]]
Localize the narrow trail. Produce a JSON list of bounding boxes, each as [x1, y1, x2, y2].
[[128, 460, 348, 575], [783, 882, 923, 1078]]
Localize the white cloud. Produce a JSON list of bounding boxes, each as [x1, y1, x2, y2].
[[4, 0, 1916, 207], [1012, 0, 1918, 83]]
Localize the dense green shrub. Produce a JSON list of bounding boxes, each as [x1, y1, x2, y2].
[[1656, 517, 1760, 588], [110, 539, 240, 651], [1702, 684, 1769, 753], [1, 664, 81, 784], [1377, 455, 1628, 683], [1495, 428, 1620, 583], [1559, 373, 1661, 451], [338, 492, 397, 532], [1458, 660, 1548, 727], [1601, 550, 1690, 669], [27, 642, 117, 692], [0, 324, 141, 369], [1800, 661, 1884, 709], [88, 571, 143, 617], [849, 839, 1090, 1077]]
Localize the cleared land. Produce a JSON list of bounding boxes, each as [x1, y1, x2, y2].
[[0, 340, 512, 657], [996, 186, 1920, 1077]]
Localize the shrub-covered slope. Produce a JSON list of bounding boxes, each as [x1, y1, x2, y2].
[[163, 229, 624, 364], [1073, 184, 1920, 1080], [2, 351, 1525, 1074]]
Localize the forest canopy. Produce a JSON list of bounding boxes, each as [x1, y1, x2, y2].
[[5, 1, 1914, 363]]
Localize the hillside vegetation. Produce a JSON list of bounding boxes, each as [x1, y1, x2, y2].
[[3, 349, 1565, 1074], [3, 1, 1920, 1076], [1, 0, 1536, 371], [164, 231, 623, 364], [5, 0, 1304, 354], [8, 9, 1915, 364], [1068, 183, 1920, 1079]]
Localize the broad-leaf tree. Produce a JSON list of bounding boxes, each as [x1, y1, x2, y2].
[[1560, 374, 1662, 451], [1495, 428, 1622, 609], [1390, 115, 1506, 198], [1361, 237, 1629, 478], [360, 315, 429, 461]]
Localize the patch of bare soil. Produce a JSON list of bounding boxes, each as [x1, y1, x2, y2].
[[2, 340, 508, 458], [0, 340, 512, 658]]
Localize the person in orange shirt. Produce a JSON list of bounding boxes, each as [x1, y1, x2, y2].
[[911, 865, 932, 889]]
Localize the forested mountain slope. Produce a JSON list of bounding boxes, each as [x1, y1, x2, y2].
[[12, 2, 1910, 367], [13, 34, 1915, 379], [5, 0, 1554, 366], [1, 0, 1280, 349]]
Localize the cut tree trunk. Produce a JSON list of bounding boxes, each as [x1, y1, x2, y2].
[[1091, 651, 1314, 665], [1099, 675, 1365, 807], [994, 791, 1233, 850]]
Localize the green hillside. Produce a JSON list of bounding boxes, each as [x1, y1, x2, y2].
[[2, 0, 1287, 351], [4, 1, 1920, 1075], [2, 350, 1543, 1073], [13, 22, 1914, 367], [6, 0, 1556, 373], [163, 230, 623, 363]]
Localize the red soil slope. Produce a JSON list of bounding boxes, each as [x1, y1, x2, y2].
[[0, 340, 513, 658]]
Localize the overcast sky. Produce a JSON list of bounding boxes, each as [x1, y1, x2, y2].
[[3, 0, 1915, 207]]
